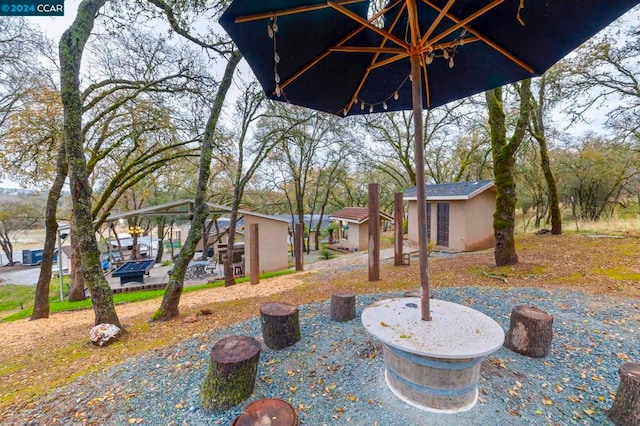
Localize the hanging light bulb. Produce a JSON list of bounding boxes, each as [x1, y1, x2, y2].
[[383, 101, 388, 110], [360, 101, 365, 110], [409, 73, 413, 82], [443, 49, 449, 59], [272, 20, 279, 33], [353, 97, 358, 105], [274, 52, 280, 63], [394, 91, 399, 100], [425, 53, 433, 65], [275, 85, 282, 97], [459, 37, 465, 46], [274, 72, 281, 83], [343, 108, 348, 116], [267, 25, 274, 39], [449, 57, 455, 68], [369, 105, 374, 113]]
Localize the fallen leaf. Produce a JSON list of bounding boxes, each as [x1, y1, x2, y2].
[[542, 397, 553, 406]]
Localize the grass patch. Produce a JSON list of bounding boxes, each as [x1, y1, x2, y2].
[[1, 269, 296, 322], [598, 267, 640, 282]]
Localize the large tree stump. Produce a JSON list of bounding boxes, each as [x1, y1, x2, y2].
[[260, 302, 301, 350], [504, 305, 553, 358], [232, 398, 299, 426], [200, 335, 261, 413], [331, 291, 356, 322], [610, 363, 640, 426]]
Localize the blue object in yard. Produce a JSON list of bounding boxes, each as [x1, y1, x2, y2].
[[22, 249, 44, 265], [112, 260, 154, 285]]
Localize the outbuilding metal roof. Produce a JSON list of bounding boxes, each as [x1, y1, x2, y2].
[[329, 207, 394, 224], [403, 180, 495, 201]]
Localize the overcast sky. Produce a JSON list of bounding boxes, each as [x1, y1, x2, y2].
[[3, 2, 636, 190]]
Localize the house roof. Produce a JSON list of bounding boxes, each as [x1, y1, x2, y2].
[[403, 180, 495, 201], [329, 207, 394, 224]]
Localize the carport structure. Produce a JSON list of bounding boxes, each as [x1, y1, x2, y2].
[[104, 200, 289, 277]]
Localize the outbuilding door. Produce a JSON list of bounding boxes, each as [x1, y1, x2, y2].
[[437, 202, 449, 247], [426, 203, 431, 241]]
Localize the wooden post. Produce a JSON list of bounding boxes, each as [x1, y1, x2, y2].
[[504, 305, 554, 358], [249, 224, 259, 285], [394, 192, 404, 266], [368, 183, 380, 281], [295, 222, 304, 271], [200, 335, 261, 413], [330, 291, 356, 322], [233, 398, 298, 426], [260, 302, 301, 350], [610, 362, 640, 426]]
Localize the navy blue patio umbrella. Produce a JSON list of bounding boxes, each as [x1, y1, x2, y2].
[[220, 0, 639, 320]]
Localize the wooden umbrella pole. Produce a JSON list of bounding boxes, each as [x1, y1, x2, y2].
[[410, 53, 430, 321]]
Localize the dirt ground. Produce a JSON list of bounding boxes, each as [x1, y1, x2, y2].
[[1, 232, 639, 417]]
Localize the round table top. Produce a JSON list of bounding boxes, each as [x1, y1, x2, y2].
[[361, 298, 505, 359]]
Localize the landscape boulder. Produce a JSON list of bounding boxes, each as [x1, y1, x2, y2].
[[89, 323, 122, 347]]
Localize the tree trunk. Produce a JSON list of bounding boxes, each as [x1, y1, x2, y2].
[[610, 362, 640, 426], [233, 399, 298, 426], [200, 335, 261, 413], [528, 77, 562, 235], [504, 305, 553, 358], [485, 81, 532, 267], [60, 0, 120, 327], [154, 50, 241, 321], [31, 144, 68, 319], [68, 219, 86, 302], [224, 181, 241, 288], [260, 302, 301, 350], [154, 217, 165, 264], [330, 291, 356, 322]]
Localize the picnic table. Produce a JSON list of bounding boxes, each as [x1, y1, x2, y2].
[[186, 260, 218, 280], [111, 260, 155, 285]]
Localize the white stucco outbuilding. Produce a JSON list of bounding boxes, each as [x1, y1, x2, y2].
[[404, 180, 496, 252]]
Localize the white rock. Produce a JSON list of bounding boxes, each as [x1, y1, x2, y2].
[[89, 323, 122, 346]]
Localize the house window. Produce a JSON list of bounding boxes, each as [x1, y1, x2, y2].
[[437, 202, 449, 247]]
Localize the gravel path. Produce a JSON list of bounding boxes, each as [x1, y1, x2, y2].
[[7, 286, 639, 425]]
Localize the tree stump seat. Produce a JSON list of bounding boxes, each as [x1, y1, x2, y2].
[[260, 302, 301, 350], [610, 362, 640, 426], [504, 305, 553, 358], [232, 398, 298, 426], [330, 291, 356, 322], [200, 335, 261, 413]]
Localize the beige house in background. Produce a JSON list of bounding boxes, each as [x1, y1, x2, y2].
[[329, 207, 394, 252], [404, 180, 496, 252]]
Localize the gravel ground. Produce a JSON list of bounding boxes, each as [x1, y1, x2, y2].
[[8, 286, 639, 425]]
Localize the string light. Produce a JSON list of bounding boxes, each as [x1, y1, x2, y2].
[[369, 105, 374, 113], [425, 53, 434, 65], [361, 101, 365, 110], [383, 101, 388, 110], [394, 91, 399, 100], [449, 57, 454, 68]]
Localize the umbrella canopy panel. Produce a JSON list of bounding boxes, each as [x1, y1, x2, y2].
[[221, 0, 639, 116]]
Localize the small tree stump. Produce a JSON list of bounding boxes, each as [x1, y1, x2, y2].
[[232, 398, 299, 426], [200, 335, 261, 413], [260, 302, 301, 350], [610, 363, 640, 426], [331, 291, 356, 322], [504, 305, 553, 358]]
